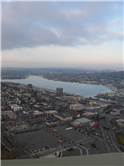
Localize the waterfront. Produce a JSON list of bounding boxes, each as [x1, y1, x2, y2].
[[2, 82, 123, 159], [4, 75, 111, 97]]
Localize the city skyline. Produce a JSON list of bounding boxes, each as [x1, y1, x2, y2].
[[2, 1, 124, 70]]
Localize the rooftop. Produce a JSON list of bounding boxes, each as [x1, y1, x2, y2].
[[2, 153, 124, 166]]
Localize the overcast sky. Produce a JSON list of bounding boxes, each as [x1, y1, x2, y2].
[[2, 1, 124, 70]]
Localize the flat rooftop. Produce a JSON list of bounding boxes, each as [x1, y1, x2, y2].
[[2, 153, 124, 166], [15, 127, 60, 157]]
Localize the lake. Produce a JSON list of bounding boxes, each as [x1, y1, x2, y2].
[[4, 75, 112, 97]]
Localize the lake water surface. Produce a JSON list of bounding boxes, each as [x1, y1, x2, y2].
[[4, 75, 112, 97]]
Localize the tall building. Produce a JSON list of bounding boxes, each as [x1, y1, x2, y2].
[[56, 88, 63, 96]]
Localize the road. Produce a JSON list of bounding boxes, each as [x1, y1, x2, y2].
[[100, 126, 121, 153]]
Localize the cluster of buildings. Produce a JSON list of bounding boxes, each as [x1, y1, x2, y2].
[[1, 82, 124, 159]]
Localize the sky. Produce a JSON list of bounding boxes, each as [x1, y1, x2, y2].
[[2, 1, 124, 70]]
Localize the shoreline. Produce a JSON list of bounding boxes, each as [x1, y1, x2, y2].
[[41, 75, 117, 93], [2, 74, 117, 99], [1, 74, 116, 91], [2, 74, 116, 94]]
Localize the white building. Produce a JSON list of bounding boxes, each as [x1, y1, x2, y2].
[[71, 118, 91, 127], [70, 104, 84, 111]]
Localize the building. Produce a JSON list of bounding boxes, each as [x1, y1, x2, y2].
[[64, 96, 81, 103], [33, 110, 44, 116], [69, 104, 84, 111], [56, 88, 63, 96], [69, 104, 85, 118], [44, 110, 57, 117], [54, 114, 72, 122], [82, 112, 97, 118], [110, 109, 121, 116], [71, 118, 91, 128], [116, 119, 124, 128], [2, 111, 16, 120], [10, 104, 23, 112], [90, 121, 100, 129]]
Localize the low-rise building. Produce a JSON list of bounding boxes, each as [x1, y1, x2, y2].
[[10, 104, 23, 112], [116, 119, 124, 128], [82, 112, 97, 118], [64, 96, 81, 103], [71, 117, 91, 128], [70, 104, 84, 111], [54, 114, 72, 122], [2, 111, 16, 120]]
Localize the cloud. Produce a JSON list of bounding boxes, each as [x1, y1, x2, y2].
[[2, 43, 123, 70], [2, 1, 123, 50]]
